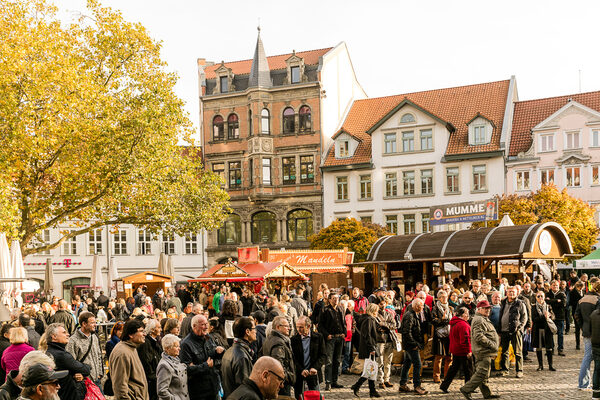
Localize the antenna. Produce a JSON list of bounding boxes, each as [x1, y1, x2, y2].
[[579, 69, 582, 93], [257, 17, 261, 34]]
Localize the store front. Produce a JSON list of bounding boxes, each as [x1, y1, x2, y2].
[[62, 277, 91, 303]]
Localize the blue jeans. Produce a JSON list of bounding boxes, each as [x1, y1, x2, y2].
[[399, 348, 421, 387], [342, 340, 352, 372], [580, 337, 593, 389], [555, 320, 565, 351]]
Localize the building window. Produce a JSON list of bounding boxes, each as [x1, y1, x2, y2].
[[218, 214, 241, 245], [213, 115, 224, 141], [593, 130, 600, 147], [384, 133, 396, 154], [360, 174, 372, 199], [184, 233, 199, 254], [592, 166, 600, 185], [385, 173, 397, 197], [402, 131, 414, 152], [403, 171, 415, 195], [421, 169, 433, 194], [229, 161, 241, 189], [282, 107, 295, 134], [282, 157, 296, 185], [566, 131, 580, 149], [261, 109, 270, 134], [113, 229, 127, 255], [336, 176, 348, 200], [516, 170, 530, 191], [473, 165, 487, 191], [251, 211, 277, 243], [162, 233, 175, 255], [540, 134, 554, 152], [360, 215, 372, 223], [212, 162, 225, 185], [300, 155, 314, 183], [249, 159, 253, 186], [287, 209, 313, 242], [138, 230, 152, 255], [262, 158, 271, 185], [227, 114, 239, 139], [446, 167, 459, 193], [339, 140, 350, 158], [291, 66, 300, 83], [403, 214, 416, 234], [566, 166, 581, 187], [62, 231, 77, 256], [386, 215, 398, 234], [299, 106, 311, 132], [420, 129, 433, 150], [248, 110, 253, 136], [400, 113, 415, 123], [219, 76, 228, 93], [473, 125, 486, 145], [421, 213, 430, 233], [541, 169, 555, 185], [88, 229, 103, 255], [31, 229, 51, 255]]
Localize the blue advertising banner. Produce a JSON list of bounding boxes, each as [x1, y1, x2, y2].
[[430, 199, 497, 226]]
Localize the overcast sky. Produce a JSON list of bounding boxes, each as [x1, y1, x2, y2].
[[63, 0, 600, 135]]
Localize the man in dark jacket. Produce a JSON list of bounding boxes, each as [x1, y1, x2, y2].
[[546, 279, 567, 356], [516, 284, 533, 361], [497, 286, 527, 378], [398, 298, 428, 395], [138, 318, 162, 400], [571, 281, 585, 350], [48, 300, 75, 335], [96, 291, 109, 309], [310, 288, 329, 326], [228, 356, 285, 400], [262, 316, 295, 396], [317, 294, 345, 390], [589, 306, 600, 398], [180, 303, 203, 339], [221, 317, 256, 398], [251, 311, 267, 359], [180, 315, 225, 400], [576, 280, 600, 390], [291, 316, 327, 396]]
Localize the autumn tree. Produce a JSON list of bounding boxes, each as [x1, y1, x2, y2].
[[478, 185, 598, 255], [309, 219, 390, 262], [0, 0, 229, 255]]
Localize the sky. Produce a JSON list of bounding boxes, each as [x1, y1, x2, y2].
[[61, 0, 600, 136]]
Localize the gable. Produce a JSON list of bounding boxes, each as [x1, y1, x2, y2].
[[534, 100, 600, 130]]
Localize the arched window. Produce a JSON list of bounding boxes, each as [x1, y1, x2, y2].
[[282, 107, 295, 134], [400, 113, 415, 123], [248, 110, 253, 136], [261, 109, 270, 134], [218, 214, 241, 245], [299, 106, 312, 132], [287, 209, 313, 242], [213, 115, 224, 141], [252, 211, 277, 243], [227, 114, 239, 139]]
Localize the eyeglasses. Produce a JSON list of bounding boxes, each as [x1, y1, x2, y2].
[[536, 295, 544, 298], [267, 370, 285, 382]]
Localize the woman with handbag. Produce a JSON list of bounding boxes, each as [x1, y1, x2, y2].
[[351, 303, 381, 398], [531, 291, 556, 371], [432, 290, 453, 383]]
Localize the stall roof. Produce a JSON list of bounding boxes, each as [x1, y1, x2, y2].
[[361, 222, 573, 264], [117, 271, 173, 282], [189, 261, 306, 282]]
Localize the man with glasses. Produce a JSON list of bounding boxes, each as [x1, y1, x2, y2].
[[318, 294, 345, 390], [18, 363, 67, 400], [228, 356, 285, 400], [221, 317, 257, 398], [262, 316, 295, 396], [109, 319, 148, 400], [458, 292, 476, 322]]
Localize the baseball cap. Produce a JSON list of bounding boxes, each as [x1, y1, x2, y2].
[[22, 363, 68, 387], [476, 300, 492, 309]]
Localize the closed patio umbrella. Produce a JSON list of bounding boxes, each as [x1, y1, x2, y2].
[[0, 234, 12, 293], [90, 254, 103, 292], [107, 256, 119, 295], [44, 258, 54, 294], [10, 240, 25, 290], [167, 254, 175, 282], [157, 252, 167, 275]]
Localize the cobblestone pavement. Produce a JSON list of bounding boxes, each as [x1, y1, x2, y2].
[[323, 331, 591, 399]]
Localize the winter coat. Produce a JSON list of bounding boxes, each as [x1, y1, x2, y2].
[[105, 335, 120, 360], [546, 290, 567, 321], [576, 292, 600, 337], [109, 340, 149, 400], [291, 331, 327, 372], [48, 309, 76, 334], [0, 370, 20, 400], [46, 341, 90, 400], [221, 339, 254, 399], [290, 296, 308, 318], [375, 309, 397, 343], [156, 352, 190, 400], [228, 378, 264, 400], [262, 330, 296, 385], [25, 327, 40, 350], [358, 314, 378, 359], [531, 302, 554, 350], [470, 314, 499, 359], [318, 305, 345, 338], [138, 335, 162, 400], [179, 332, 222, 399], [449, 316, 471, 356], [66, 329, 104, 381], [400, 307, 423, 351], [591, 309, 600, 352], [499, 298, 527, 334], [251, 324, 267, 358], [1, 343, 33, 377]]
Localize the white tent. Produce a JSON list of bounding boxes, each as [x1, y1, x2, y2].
[[0, 234, 12, 293], [10, 240, 25, 290]]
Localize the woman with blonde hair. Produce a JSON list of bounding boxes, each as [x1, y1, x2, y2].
[[0, 327, 34, 378]]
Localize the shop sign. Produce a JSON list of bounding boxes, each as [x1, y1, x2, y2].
[[267, 251, 347, 266], [430, 199, 497, 226]]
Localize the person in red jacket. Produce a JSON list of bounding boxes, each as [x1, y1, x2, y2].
[[439, 307, 473, 393]]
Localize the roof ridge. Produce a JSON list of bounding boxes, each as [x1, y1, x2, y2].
[[516, 89, 600, 104], [206, 46, 334, 68]]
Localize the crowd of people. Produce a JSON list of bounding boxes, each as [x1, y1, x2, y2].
[[0, 269, 598, 400]]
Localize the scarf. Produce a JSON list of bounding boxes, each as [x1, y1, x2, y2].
[[436, 300, 452, 320]]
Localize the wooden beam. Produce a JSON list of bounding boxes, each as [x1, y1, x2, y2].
[[422, 262, 427, 285], [482, 259, 494, 272]]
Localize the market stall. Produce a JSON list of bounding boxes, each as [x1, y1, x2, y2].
[[114, 271, 174, 300]]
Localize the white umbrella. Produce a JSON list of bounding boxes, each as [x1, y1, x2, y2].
[[90, 254, 103, 291], [107, 256, 119, 294], [167, 255, 175, 282], [10, 240, 25, 290], [0, 234, 12, 293], [157, 252, 166, 275], [44, 258, 54, 294]]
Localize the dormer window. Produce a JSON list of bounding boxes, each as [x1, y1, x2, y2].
[[473, 125, 486, 144], [339, 141, 349, 157], [467, 115, 493, 145], [285, 52, 305, 85], [400, 113, 416, 124], [291, 66, 300, 84], [212, 62, 234, 94], [220, 76, 228, 93]]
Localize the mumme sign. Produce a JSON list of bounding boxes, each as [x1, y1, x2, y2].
[[430, 199, 497, 226]]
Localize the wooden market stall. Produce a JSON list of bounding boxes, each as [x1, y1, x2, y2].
[[114, 271, 174, 300]]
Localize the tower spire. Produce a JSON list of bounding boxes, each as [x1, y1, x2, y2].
[[248, 27, 271, 88]]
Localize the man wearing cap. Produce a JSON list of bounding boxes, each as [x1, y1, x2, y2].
[[18, 363, 68, 400], [460, 300, 500, 400]]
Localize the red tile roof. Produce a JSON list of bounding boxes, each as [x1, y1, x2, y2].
[[204, 48, 333, 79], [323, 80, 511, 167], [509, 91, 600, 156]]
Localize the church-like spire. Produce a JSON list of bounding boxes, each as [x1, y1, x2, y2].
[[248, 26, 271, 88]]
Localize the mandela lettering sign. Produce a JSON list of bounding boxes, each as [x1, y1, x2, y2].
[[430, 199, 497, 226], [267, 251, 347, 266]]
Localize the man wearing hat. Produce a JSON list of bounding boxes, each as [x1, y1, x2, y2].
[[460, 300, 500, 400], [18, 363, 67, 400]]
